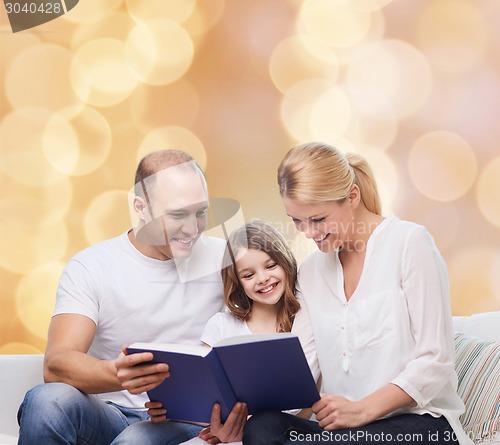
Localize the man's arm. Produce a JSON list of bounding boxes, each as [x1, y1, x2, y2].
[[45, 313, 172, 395], [44, 313, 122, 394]]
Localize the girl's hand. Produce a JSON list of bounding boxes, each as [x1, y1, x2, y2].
[[206, 402, 248, 443], [312, 394, 368, 430], [145, 400, 167, 423], [198, 426, 221, 444]]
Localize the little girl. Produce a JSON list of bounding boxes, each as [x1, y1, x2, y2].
[[147, 220, 319, 443], [202, 219, 300, 344]]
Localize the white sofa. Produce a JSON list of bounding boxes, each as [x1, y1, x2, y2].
[[1, 312, 498, 445]]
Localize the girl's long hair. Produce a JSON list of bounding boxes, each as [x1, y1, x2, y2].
[[221, 220, 300, 333]]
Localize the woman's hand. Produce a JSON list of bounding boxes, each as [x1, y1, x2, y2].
[[314, 385, 415, 431], [145, 400, 167, 423], [312, 394, 368, 430]]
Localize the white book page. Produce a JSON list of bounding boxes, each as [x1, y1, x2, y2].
[[214, 332, 296, 347], [128, 342, 210, 357]]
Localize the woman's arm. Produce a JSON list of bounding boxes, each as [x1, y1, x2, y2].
[[392, 225, 456, 407]]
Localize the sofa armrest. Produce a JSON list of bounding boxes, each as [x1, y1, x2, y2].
[[0, 354, 44, 439]]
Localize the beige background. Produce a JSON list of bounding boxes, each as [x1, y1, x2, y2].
[[1, 0, 499, 354]]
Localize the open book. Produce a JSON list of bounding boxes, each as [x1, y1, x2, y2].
[[126, 333, 320, 424]]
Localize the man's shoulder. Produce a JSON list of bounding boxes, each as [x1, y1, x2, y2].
[[70, 232, 128, 263]]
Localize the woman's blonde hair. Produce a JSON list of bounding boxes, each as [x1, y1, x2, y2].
[[221, 220, 300, 333], [278, 142, 381, 215]]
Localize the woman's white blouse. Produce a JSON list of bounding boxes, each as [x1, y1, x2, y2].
[[296, 216, 473, 445]]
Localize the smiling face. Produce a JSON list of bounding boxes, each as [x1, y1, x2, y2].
[[235, 248, 287, 307], [282, 195, 355, 253], [134, 167, 208, 260]]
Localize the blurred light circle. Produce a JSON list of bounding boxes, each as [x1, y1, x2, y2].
[[183, 0, 225, 37], [0, 220, 67, 274], [71, 12, 134, 49], [0, 193, 67, 230], [299, 0, 372, 48], [43, 106, 112, 176], [476, 156, 500, 229], [42, 112, 79, 174], [15, 261, 65, 340], [137, 126, 207, 170], [332, 8, 386, 66], [125, 19, 194, 86], [343, 86, 398, 151], [345, 39, 433, 118], [71, 38, 138, 107], [408, 131, 477, 201], [449, 247, 498, 314], [0, 108, 67, 187], [126, 0, 196, 24], [41, 177, 73, 225], [130, 80, 200, 131], [309, 86, 352, 142], [269, 34, 339, 95], [5, 44, 82, 111], [63, 0, 123, 24], [84, 190, 131, 245], [0, 175, 73, 228], [350, 0, 395, 11], [280, 78, 335, 141], [409, 131, 477, 202], [0, 31, 40, 79], [416, 1, 488, 74]]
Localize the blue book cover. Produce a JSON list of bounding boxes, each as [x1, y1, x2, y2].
[[126, 333, 319, 424]]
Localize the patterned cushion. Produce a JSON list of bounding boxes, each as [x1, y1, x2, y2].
[[454, 333, 500, 444]]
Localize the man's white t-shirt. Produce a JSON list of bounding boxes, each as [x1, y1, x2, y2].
[[54, 232, 226, 409], [296, 215, 473, 445]]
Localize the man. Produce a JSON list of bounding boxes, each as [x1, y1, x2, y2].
[[18, 150, 247, 445]]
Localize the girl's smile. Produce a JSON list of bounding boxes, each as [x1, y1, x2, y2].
[[236, 248, 286, 306]]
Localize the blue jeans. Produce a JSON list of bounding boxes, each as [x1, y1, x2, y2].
[[110, 420, 202, 445], [17, 383, 202, 445], [242, 412, 459, 445]]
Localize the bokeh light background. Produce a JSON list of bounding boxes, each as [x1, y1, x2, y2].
[[1, 0, 499, 354]]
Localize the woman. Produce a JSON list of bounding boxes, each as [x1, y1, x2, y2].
[[243, 142, 472, 445]]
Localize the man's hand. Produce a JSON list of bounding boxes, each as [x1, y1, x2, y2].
[[115, 346, 170, 395], [199, 402, 247, 444], [145, 400, 167, 423]]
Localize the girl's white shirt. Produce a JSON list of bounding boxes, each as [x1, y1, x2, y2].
[[201, 312, 253, 347], [295, 215, 473, 445], [201, 307, 321, 384], [200, 307, 321, 418]]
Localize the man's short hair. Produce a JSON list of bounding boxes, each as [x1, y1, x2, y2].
[[134, 150, 203, 197]]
